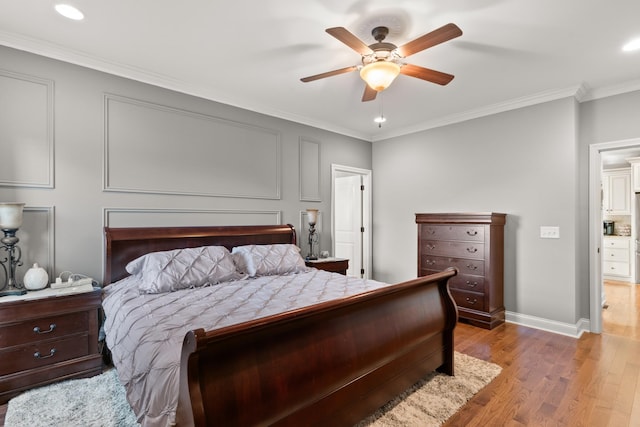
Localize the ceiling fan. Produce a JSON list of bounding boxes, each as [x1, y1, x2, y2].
[[301, 23, 462, 102]]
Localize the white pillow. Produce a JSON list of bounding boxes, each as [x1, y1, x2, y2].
[[126, 245, 241, 294], [231, 244, 307, 277]]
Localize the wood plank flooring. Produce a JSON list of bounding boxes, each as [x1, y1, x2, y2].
[[1, 280, 638, 426], [446, 280, 640, 427]]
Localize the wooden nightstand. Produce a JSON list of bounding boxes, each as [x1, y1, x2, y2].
[[0, 287, 103, 403], [305, 258, 349, 275]]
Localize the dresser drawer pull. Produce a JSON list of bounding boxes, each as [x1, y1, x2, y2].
[[466, 247, 478, 253], [425, 259, 436, 266], [34, 349, 56, 359], [465, 297, 478, 305], [465, 281, 478, 288], [426, 244, 435, 250], [33, 324, 56, 334], [465, 264, 478, 270], [466, 230, 478, 236]]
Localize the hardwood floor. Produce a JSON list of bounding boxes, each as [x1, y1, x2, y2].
[[446, 280, 640, 427], [1, 281, 638, 426]]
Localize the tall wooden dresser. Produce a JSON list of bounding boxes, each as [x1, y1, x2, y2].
[[416, 212, 506, 329]]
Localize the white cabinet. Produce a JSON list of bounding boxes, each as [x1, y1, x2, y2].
[[602, 168, 631, 215], [603, 236, 631, 279], [626, 157, 640, 192]]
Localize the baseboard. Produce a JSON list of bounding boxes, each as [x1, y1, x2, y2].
[[505, 311, 591, 338]]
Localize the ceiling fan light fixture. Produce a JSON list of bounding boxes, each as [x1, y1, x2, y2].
[[360, 61, 401, 91]]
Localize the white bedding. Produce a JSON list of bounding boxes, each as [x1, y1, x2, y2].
[[102, 269, 389, 427]]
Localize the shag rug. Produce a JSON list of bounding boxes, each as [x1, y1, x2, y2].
[[5, 352, 501, 427]]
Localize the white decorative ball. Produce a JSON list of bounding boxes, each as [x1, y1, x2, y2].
[[24, 263, 49, 290]]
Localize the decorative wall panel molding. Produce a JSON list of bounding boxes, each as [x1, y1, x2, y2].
[[19, 206, 55, 280], [0, 70, 54, 188], [103, 208, 282, 228], [299, 138, 321, 202], [103, 94, 281, 199]]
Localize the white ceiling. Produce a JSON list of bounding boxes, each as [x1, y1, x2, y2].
[[1, 1, 640, 142]]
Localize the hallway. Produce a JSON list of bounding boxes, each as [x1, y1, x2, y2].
[[603, 280, 640, 340]]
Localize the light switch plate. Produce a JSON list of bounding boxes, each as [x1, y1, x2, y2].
[[540, 226, 560, 239]]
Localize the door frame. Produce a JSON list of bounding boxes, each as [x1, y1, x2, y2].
[[331, 164, 372, 278], [589, 137, 640, 333]]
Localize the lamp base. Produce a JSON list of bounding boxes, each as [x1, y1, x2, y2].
[[0, 286, 26, 297]]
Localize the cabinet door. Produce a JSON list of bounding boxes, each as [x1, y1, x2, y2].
[[603, 169, 631, 215], [609, 172, 631, 214], [633, 163, 640, 192]]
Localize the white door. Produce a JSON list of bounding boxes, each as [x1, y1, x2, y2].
[[331, 165, 372, 278], [334, 174, 362, 276]]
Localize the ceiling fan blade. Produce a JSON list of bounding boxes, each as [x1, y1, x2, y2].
[[326, 27, 373, 55], [397, 23, 462, 57], [300, 65, 358, 82], [362, 84, 377, 102], [400, 63, 455, 85]]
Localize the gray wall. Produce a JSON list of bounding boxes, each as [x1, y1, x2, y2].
[[373, 89, 640, 327], [0, 45, 372, 283], [372, 97, 581, 324]]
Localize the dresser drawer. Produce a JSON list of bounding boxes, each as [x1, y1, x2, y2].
[[421, 256, 485, 276], [421, 240, 484, 259], [421, 225, 485, 242], [603, 248, 629, 262], [448, 274, 486, 293], [0, 334, 89, 376], [450, 289, 486, 311], [603, 261, 630, 276], [0, 311, 89, 348], [603, 238, 630, 249]]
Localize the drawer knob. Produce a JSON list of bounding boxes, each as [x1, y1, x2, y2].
[[466, 247, 478, 253], [466, 264, 478, 270], [426, 244, 435, 250], [465, 281, 478, 288], [466, 230, 478, 236], [33, 323, 56, 334], [34, 349, 56, 359], [465, 297, 478, 305]]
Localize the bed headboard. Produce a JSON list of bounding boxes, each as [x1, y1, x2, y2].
[[103, 224, 297, 285]]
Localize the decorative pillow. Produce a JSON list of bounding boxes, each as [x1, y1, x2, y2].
[[126, 245, 241, 294], [231, 244, 307, 277]]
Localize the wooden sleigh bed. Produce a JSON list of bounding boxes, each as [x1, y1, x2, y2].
[[103, 224, 458, 427]]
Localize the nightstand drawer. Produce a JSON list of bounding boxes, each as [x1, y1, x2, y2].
[[305, 258, 349, 275], [0, 334, 89, 375], [0, 311, 89, 348]]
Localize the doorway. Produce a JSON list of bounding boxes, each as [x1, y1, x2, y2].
[[331, 164, 372, 278], [589, 138, 640, 334]]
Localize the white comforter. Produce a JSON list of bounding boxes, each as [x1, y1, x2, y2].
[[102, 269, 388, 427]]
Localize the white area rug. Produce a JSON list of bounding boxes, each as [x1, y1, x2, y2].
[[5, 352, 501, 427], [5, 369, 139, 427]]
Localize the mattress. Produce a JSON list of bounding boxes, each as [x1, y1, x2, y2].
[[102, 269, 389, 427]]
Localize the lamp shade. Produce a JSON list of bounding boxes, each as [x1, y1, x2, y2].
[[360, 61, 401, 91], [0, 203, 25, 229], [306, 208, 318, 226]]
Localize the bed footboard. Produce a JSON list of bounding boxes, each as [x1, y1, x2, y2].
[[178, 268, 458, 427]]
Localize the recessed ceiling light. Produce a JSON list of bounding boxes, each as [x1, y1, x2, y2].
[[622, 38, 640, 52], [55, 4, 84, 21]]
